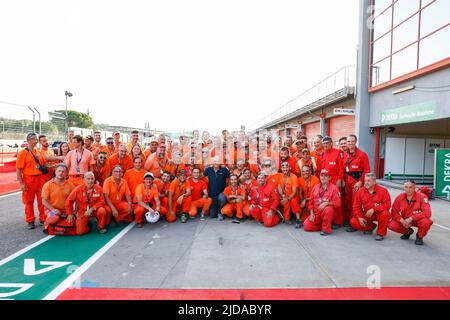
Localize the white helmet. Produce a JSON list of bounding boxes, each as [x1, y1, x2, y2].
[[145, 211, 160, 224]]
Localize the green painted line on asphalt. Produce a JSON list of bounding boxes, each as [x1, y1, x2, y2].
[[0, 224, 127, 300]]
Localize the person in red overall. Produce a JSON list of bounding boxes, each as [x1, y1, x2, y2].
[[318, 136, 344, 228], [304, 169, 341, 236], [388, 180, 433, 245], [343, 134, 371, 232], [66, 172, 109, 234], [248, 172, 282, 227], [350, 173, 391, 241]]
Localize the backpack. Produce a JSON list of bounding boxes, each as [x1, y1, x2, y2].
[[417, 186, 432, 200], [47, 218, 77, 236]]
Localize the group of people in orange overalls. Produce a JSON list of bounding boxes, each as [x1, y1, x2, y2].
[[16, 129, 433, 245]]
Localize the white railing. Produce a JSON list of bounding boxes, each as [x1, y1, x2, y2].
[[250, 65, 356, 131]]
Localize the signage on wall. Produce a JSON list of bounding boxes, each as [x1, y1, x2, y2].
[[333, 108, 355, 115], [380, 101, 438, 125], [434, 149, 450, 198]]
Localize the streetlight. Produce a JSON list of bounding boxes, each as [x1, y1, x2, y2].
[[65, 91, 73, 138]]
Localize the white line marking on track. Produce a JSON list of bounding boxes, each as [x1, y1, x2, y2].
[[42, 222, 135, 300], [434, 223, 450, 231], [0, 236, 54, 267], [0, 191, 21, 199]]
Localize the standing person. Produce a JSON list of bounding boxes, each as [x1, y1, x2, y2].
[[127, 130, 144, 153], [350, 173, 391, 241], [168, 170, 192, 223], [203, 157, 229, 219], [123, 156, 147, 201], [318, 136, 344, 228], [278, 147, 300, 175], [338, 137, 348, 153], [292, 139, 307, 161], [231, 158, 246, 181], [285, 135, 296, 156], [130, 144, 147, 163], [304, 169, 341, 236], [104, 137, 116, 158], [133, 172, 161, 228], [277, 162, 301, 226], [297, 148, 318, 176], [64, 135, 95, 187], [16, 133, 46, 229], [310, 135, 324, 167], [65, 172, 109, 234], [93, 151, 110, 186], [38, 134, 61, 182], [93, 131, 105, 150], [144, 136, 159, 159], [41, 164, 75, 233], [188, 168, 212, 220], [343, 135, 371, 232], [145, 144, 170, 179], [248, 172, 281, 228], [112, 131, 122, 153], [67, 129, 75, 150], [221, 175, 246, 223], [84, 135, 100, 160], [298, 165, 320, 223], [107, 144, 133, 173], [103, 165, 133, 224], [58, 142, 71, 158], [388, 180, 433, 245]]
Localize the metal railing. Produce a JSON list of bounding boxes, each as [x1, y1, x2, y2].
[[249, 65, 356, 131]]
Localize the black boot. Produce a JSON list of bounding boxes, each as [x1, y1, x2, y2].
[[415, 235, 424, 245], [400, 228, 414, 240]]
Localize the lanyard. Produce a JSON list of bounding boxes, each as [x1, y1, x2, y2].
[[144, 185, 153, 202], [256, 188, 261, 205], [319, 186, 327, 202], [75, 149, 84, 167], [283, 174, 290, 193], [114, 180, 123, 201]]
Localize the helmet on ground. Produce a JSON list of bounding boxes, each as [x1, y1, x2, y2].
[[145, 211, 160, 224]]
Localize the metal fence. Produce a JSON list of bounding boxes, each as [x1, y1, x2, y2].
[[0, 101, 67, 142], [249, 65, 356, 131]]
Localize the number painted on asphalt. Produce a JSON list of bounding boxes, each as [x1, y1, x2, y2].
[[24, 259, 72, 276]]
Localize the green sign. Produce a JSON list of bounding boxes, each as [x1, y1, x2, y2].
[[434, 149, 450, 198], [381, 101, 438, 125]]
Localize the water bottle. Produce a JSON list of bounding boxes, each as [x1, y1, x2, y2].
[[387, 171, 392, 180]]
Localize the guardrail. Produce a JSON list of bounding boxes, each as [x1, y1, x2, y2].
[[249, 65, 356, 131]]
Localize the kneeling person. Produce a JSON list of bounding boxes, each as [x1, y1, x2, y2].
[[350, 173, 391, 240], [168, 170, 192, 223], [388, 180, 433, 245], [42, 164, 75, 233], [248, 172, 281, 228], [66, 172, 109, 234], [133, 172, 161, 228], [103, 165, 133, 224], [221, 174, 246, 223], [304, 169, 341, 236]]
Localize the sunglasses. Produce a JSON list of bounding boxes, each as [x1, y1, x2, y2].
[[98, 156, 107, 160], [263, 164, 271, 167], [107, 141, 114, 144]]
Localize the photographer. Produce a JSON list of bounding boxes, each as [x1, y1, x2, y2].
[[16, 133, 47, 229]]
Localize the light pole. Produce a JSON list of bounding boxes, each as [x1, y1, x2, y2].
[[65, 91, 73, 138]]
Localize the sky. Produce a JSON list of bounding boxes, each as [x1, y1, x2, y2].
[[0, 0, 359, 135]]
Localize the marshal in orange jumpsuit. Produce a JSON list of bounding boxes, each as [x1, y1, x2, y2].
[[103, 175, 133, 223], [188, 175, 212, 217], [350, 183, 391, 237], [389, 190, 433, 240], [133, 180, 161, 225], [16, 145, 46, 224], [66, 182, 109, 234], [221, 183, 246, 220], [168, 172, 192, 222], [248, 174, 280, 228], [304, 170, 341, 235]]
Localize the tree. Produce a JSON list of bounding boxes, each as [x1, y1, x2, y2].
[[55, 109, 94, 128]]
